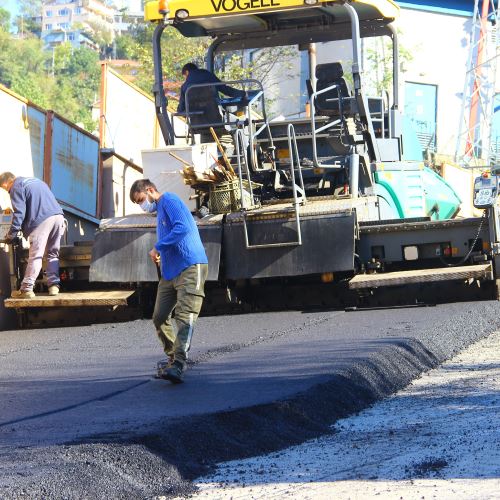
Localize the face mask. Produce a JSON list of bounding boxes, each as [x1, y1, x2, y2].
[[140, 194, 157, 213]]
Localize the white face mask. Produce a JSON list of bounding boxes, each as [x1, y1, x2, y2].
[[140, 194, 157, 213]]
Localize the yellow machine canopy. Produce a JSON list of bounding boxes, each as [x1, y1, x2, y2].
[[145, 0, 399, 47]]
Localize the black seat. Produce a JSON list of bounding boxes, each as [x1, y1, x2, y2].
[[185, 85, 224, 133], [313, 62, 352, 116]]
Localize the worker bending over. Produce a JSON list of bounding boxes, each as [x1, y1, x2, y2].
[[130, 179, 208, 384], [0, 172, 65, 298]]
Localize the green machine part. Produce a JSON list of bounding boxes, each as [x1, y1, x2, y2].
[[374, 165, 461, 221]]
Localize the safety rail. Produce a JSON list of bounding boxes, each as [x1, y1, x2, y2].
[[310, 82, 347, 169], [243, 87, 275, 171], [177, 79, 275, 169], [235, 125, 305, 250]]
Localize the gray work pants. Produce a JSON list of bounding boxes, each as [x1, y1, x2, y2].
[[152, 264, 208, 367], [21, 214, 65, 292]]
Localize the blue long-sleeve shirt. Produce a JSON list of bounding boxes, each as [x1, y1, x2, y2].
[[155, 192, 208, 280], [8, 177, 63, 238], [177, 68, 245, 113]]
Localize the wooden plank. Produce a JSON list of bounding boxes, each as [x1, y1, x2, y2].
[[349, 264, 493, 289], [4, 290, 134, 309]]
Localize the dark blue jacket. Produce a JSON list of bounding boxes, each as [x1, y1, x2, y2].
[[9, 177, 63, 238], [154, 192, 208, 280], [177, 68, 245, 113]]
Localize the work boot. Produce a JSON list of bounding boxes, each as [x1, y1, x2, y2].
[[161, 360, 185, 384], [11, 289, 35, 299], [155, 354, 174, 379], [48, 285, 60, 296]]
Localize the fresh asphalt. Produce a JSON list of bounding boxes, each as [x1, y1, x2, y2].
[[1, 301, 500, 498]]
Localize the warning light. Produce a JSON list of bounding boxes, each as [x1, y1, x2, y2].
[[443, 247, 451, 257], [159, 0, 168, 14], [321, 272, 334, 283], [176, 9, 189, 19]]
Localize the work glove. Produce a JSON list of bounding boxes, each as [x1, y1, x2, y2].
[[5, 234, 20, 245]]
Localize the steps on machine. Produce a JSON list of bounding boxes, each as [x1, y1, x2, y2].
[[349, 263, 493, 289], [4, 290, 135, 309]]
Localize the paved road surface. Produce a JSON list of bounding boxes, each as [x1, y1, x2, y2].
[[1, 301, 499, 498], [194, 329, 500, 499]]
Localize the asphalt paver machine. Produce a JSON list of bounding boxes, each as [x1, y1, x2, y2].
[[87, 0, 500, 309], [6, 0, 500, 325], [88, 0, 500, 309]]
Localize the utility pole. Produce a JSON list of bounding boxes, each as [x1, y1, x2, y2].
[[455, 0, 500, 167]]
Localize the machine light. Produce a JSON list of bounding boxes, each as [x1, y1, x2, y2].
[[304, 0, 319, 4], [321, 272, 334, 283], [158, 0, 169, 15], [403, 246, 418, 261], [176, 9, 189, 19]]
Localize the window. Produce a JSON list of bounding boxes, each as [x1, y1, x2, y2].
[[75, 7, 81, 14], [46, 10, 53, 17], [58, 9, 68, 16], [45, 23, 52, 30], [68, 33, 75, 41]]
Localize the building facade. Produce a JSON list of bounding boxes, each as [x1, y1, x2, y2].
[[41, 0, 116, 51]]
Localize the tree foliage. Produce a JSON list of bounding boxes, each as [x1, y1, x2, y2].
[[0, 2, 298, 129], [113, 23, 210, 101], [0, 24, 99, 130], [364, 34, 414, 98], [14, 0, 42, 37], [0, 7, 10, 32]]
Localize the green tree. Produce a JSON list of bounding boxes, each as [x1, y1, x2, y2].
[[114, 33, 136, 60], [67, 47, 101, 125], [364, 33, 414, 98], [106, 21, 208, 93], [0, 27, 100, 131], [15, 0, 42, 37], [82, 19, 114, 58], [0, 7, 10, 32]]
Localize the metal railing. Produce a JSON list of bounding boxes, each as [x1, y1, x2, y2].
[[310, 83, 346, 169], [235, 125, 305, 249], [177, 79, 274, 169]]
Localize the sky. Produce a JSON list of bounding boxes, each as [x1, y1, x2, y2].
[[2, 0, 19, 17]]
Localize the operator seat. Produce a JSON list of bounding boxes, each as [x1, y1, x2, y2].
[[312, 62, 352, 117], [185, 85, 225, 137]]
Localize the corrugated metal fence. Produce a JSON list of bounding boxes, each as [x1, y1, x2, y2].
[[1, 84, 101, 223]]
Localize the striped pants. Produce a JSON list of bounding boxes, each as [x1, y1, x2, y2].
[[152, 264, 208, 367]]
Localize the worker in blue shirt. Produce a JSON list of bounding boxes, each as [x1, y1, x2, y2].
[[130, 179, 208, 384]]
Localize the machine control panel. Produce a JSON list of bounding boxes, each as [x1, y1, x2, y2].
[[473, 174, 498, 209]]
